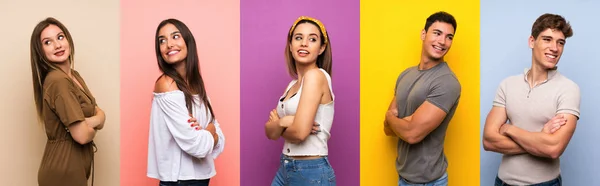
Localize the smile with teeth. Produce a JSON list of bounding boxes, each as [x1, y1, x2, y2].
[[298, 50, 309, 54], [545, 54, 557, 59], [433, 45, 445, 51], [167, 50, 179, 56]]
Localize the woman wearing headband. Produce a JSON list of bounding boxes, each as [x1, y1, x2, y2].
[[265, 16, 336, 186]]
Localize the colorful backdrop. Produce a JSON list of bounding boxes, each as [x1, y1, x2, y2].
[[120, 0, 240, 185], [0, 1, 121, 185], [360, 0, 480, 185], [240, 0, 360, 185], [479, 0, 600, 185]]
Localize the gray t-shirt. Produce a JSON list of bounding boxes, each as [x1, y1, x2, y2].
[[495, 69, 580, 185], [394, 62, 461, 183]]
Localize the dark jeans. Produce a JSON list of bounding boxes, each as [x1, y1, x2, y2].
[[159, 179, 210, 186], [495, 175, 561, 186]]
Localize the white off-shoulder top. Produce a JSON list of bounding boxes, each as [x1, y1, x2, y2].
[[147, 90, 225, 181]]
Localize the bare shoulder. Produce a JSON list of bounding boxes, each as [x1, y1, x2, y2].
[[304, 68, 327, 84], [154, 75, 179, 93]]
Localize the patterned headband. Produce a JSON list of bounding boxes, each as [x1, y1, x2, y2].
[[288, 16, 328, 45]]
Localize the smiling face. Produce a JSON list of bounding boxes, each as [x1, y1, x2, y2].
[[289, 22, 326, 65], [421, 21, 455, 62], [157, 23, 188, 65], [529, 28, 566, 70], [40, 24, 71, 63]]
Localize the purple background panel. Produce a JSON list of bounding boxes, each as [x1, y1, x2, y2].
[[240, 0, 360, 185]]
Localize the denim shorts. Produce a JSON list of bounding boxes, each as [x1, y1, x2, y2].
[[271, 154, 336, 186], [495, 175, 561, 186], [399, 172, 448, 186]]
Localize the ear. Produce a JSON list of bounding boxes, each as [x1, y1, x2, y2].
[[421, 29, 426, 41], [319, 44, 326, 55], [528, 35, 535, 49]]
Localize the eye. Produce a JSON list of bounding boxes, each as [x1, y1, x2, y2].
[[434, 32, 441, 36], [543, 38, 551, 42], [294, 36, 302, 41], [309, 37, 317, 42], [558, 41, 565, 45], [158, 38, 166, 44], [173, 35, 180, 39], [43, 40, 51, 45], [58, 35, 65, 40], [447, 36, 454, 40]]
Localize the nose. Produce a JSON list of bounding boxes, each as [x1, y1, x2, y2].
[[437, 37, 446, 46], [166, 39, 173, 48], [549, 42, 558, 52], [54, 40, 62, 49], [301, 38, 308, 47]]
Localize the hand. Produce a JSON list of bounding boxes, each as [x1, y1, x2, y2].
[[385, 109, 398, 122], [311, 122, 321, 135], [542, 114, 567, 134], [205, 122, 218, 147], [499, 123, 511, 136], [269, 109, 280, 122], [188, 117, 201, 131]]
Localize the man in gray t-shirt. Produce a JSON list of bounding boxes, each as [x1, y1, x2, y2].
[[483, 14, 580, 186], [384, 11, 461, 186]]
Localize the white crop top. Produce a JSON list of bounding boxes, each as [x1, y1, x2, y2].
[[276, 68, 334, 156]]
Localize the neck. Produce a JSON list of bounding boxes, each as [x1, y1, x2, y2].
[[419, 53, 443, 70], [55, 61, 72, 77], [296, 62, 319, 80], [528, 60, 549, 88], [174, 61, 187, 80]]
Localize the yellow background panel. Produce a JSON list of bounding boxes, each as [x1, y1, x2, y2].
[[360, 1, 480, 185]]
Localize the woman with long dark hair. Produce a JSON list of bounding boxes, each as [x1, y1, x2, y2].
[[147, 18, 225, 186], [264, 16, 336, 186], [30, 17, 106, 186]]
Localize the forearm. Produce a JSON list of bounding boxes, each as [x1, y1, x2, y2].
[[505, 126, 561, 158], [281, 116, 310, 143], [482, 133, 526, 155], [88, 107, 106, 130], [383, 122, 395, 136], [386, 116, 418, 144], [265, 120, 285, 140]]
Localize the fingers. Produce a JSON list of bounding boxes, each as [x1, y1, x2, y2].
[[188, 118, 201, 130], [311, 122, 321, 134]]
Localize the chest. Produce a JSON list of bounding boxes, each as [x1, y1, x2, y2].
[[504, 84, 559, 131]]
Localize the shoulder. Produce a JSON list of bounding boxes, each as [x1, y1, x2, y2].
[[154, 75, 180, 93], [44, 70, 71, 88], [304, 68, 328, 83]]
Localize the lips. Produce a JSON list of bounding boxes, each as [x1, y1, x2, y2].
[[297, 49, 309, 57], [166, 50, 180, 56], [432, 45, 446, 52], [54, 50, 65, 56]]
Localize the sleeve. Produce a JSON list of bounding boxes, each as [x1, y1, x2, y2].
[[492, 79, 508, 108], [556, 82, 581, 119], [426, 74, 461, 113], [394, 69, 409, 94], [154, 93, 215, 158], [47, 77, 85, 127], [210, 119, 225, 159]]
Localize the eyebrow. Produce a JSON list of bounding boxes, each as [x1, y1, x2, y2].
[[158, 31, 181, 38], [540, 35, 566, 42], [41, 32, 65, 41], [433, 29, 454, 37], [293, 33, 320, 38]]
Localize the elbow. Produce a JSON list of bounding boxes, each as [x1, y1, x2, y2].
[[266, 133, 279, 140], [287, 132, 309, 144], [545, 146, 563, 159], [72, 133, 93, 145], [482, 139, 494, 152], [404, 135, 425, 145]]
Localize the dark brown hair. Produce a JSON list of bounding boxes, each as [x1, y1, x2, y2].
[[424, 11, 457, 33], [30, 17, 76, 122], [155, 19, 215, 121], [531, 13, 573, 39], [285, 20, 332, 78]]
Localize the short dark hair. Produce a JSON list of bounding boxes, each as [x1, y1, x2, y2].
[[531, 13, 573, 39], [424, 11, 457, 33]]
